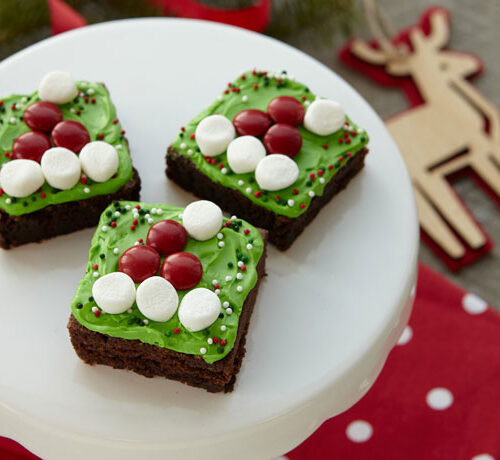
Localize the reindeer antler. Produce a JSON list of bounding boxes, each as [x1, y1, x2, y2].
[[426, 9, 450, 49]]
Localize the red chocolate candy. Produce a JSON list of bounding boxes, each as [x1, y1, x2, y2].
[[233, 109, 271, 137], [11, 131, 51, 162], [23, 101, 63, 132], [51, 120, 90, 153], [118, 245, 161, 283], [147, 220, 188, 256], [267, 96, 305, 126], [263, 123, 302, 158], [161, 252, 202, 290]]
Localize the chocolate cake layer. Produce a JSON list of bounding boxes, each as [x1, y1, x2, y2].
[[68, 235, 266, 393], [166, 147, 368, 250], [0, 168, 141, 249]]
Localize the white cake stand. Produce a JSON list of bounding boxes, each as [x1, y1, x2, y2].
[[0, 19, 418, 460]]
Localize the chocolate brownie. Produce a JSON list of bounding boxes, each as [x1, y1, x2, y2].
[[0, 71, 139, 248], [68, 200, 267, 392], [166, 69, 369, 250]]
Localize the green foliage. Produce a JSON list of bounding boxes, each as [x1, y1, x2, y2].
[[0, 0, 48, 42]]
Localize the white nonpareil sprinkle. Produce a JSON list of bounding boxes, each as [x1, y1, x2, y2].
[[101, 225, 108, 232], [231, 215, 237, 221], [236, 273, 243, 280], [92, 306, 98, 313], [143, 319, 149, 325], [308, 190, 315, 197], [220, 325, 227, 331], [215, 289, 221, 295], [225, 275, 232, 282], [187, 149, 193, 155], [116, 145, 122, 150], [236, 286, 243, 292], [145, 213, 150, 219], [5, 198, 11, 204], [238, 180, 244, 186], [288, 199, 295, 206], [80, 82, 87, 87], [217, 233, 223, 239], [21, 97, 28, 103], [304, 100, 310, 107], [217, 95, 223, 101], [221, 168, 227, 174], [319, 178, 325, 184], [148, 218, 154, 224], [237, 261, 244, 267], [207, 338, 213, 345], [70, 108, 76, 113], [113, 247, 119, 254], [151, 208, 157, 214], [127, 308, 133, 314], [200, 347, 207, 354], [9, 117, 16, 124], [212, 280, 218, 286], [223, 301, 229, 308], [157, 209, 163, 215], [125, 205, 131, 210], [84, 187, 90, 193], [226, 307, 233, 315], [246, 187, 252, 194], [93, 272, 99, 278], [114, 211, 121, 217], [180, 142, 186, 149], [134, 241, 140, 246], [87, 88, 95, 95], [218, 241, 225, 248], [246, 243, 253, 250], [242, 95, 248, 102]]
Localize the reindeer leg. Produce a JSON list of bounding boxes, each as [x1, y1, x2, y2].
[[414, 186, 465, 259], [416, 173, 486, 250], [469, 152, 500, 197]]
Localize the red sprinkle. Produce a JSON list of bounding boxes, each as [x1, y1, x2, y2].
[[180, 126, 185, 131], [293, 188, 299, 195], [301, 95, 306, 101], [211, 158, 217, 164], [241, 74, 246, 80], [113, 119, 118, 124], [322, 144, 328, 149], [91, 98, 96, 104], [0, 188, 3, 197], [190, 134, 195, 140], [309, 173, 315, 180], [4, 152, 9, 157], [328, 164, 334, 170], [110, 222, 117, 228], [338, 139, 343, 144], [252, 69, 257, 75], [130, 225, 136, 231], [225, 221, 232, 228], [351, 131, 358, 137], [346, 139, 351, 144], [98, 134, 104, 140], [40, 192, 46, 198], [345, 121, 350, 126], [138, 238, 144, 243], [240, 265, 247, 272], [276, 78, 282, 84], [253, 83, 259, 90], [135, 205, 141, 209], [214, 284, 220, 290], [254, 191, 262, 198], [344, 132, 349, 138], [93, 264, 98, 270], [224, 89, 229, 94], [84, 96, 89, 103], [220, 339, 227, 346], [347, 151, 352, 157], [94, 310, 101, 317], [76, 110, 81, 115], [11, 104, 16, 110], [80, 177, 87, 184], [218, 163, 224, 169], [213, 337, 219, 344], [227, 82, 232, 88], [133, 219, 139, 225], [318, 170, 324, 176], [243, 229, 250, 235], [0, 101, 3, 106], [300, 203, 306, 209], [338, 157, 344, 163], [173, 328, 180, 334]]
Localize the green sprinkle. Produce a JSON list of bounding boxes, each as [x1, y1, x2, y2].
[[165, 330, 172, 337], [241, 256, 249, 263], [227, 262, 234, 268], [76, 303, 83, 309], [203, 329, 210, 336], [99, 253, 105, 259], [218, 313, 224, 319]]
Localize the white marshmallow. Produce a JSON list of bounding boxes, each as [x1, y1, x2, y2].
[[304, 99, 345, 136], [92, 272, 136, 314], [0, 159, 44, 198], [38, 71, 78, 105], [178, 288, 221, 332], [227, 135, 266, 174], [183, 200, 222, 241], [255, 154, 299, 191], [41, 147, 81, 190], [195, 114, 235, 157], [136, 276, 178, 322], [79, 141, 119, 182]]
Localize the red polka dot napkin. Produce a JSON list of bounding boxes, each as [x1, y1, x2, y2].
[[2, 263, 499, 459]]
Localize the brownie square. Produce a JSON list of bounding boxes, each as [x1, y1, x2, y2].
[[68, 201, 267, 392], [0, 78, 140, 248], [167, 69, 369, 250]]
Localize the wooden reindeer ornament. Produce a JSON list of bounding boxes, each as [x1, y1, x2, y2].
[[340, 7, 500, 269]]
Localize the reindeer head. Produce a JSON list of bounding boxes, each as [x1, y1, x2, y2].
[[351, 9, 480, 81]]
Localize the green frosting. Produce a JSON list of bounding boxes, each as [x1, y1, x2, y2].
[[0, 81, 133, 216], [170, 70, 369, 218], [71, 201, 265, 364]]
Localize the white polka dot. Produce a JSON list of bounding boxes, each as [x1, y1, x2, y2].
[[471, 454, 495, 460], [426, 387, 453, 410], [462, 293, 488, 315], [346, 420, 373, 443], [397, 325, 413, 345]]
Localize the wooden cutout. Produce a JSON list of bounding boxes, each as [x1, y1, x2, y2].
[[349, 8, 500, 260]]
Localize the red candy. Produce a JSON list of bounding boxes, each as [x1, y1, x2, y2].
[[161, 252, 202, 290], [267, 96, 305, 126], [23, 101, 63, 132], [233, 109, 271, 137], [147, 220, 188, 256], [118, 245, 161, 283], [11, 131, 51, 162], [51, 120, 90, 153], [263, 123, 302, 158]]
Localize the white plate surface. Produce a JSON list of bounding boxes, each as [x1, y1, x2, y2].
[[0, 19, 419, 460]]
